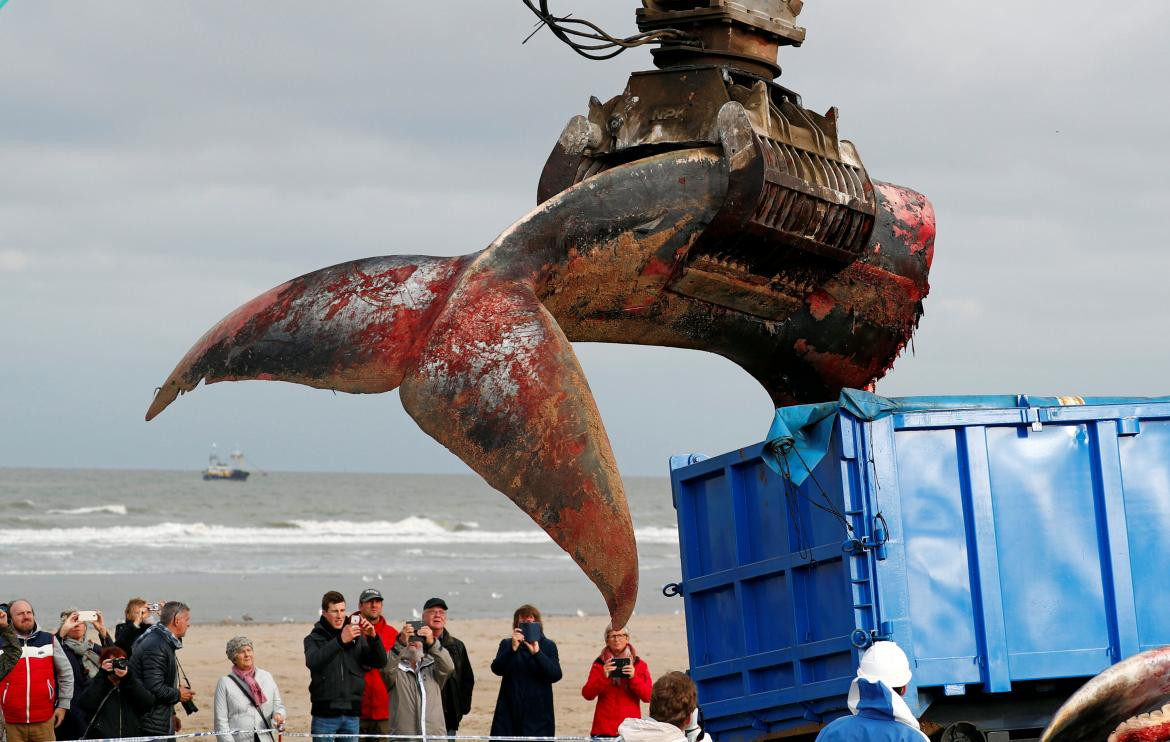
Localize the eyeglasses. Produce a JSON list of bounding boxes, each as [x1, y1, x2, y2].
[[607, 633, 629, 639]]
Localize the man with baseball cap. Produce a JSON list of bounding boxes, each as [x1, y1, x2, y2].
[[421, 597, 475, 735], [815, 641, 929, 742], [356, 589, 398, 738]]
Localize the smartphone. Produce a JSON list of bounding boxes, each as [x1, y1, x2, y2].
[[408, 620, 425, 642], [520, 621, 543, 643], [610, 656, 631, 677], [76, 610, 99, 623], [350, 614, 361, 625]]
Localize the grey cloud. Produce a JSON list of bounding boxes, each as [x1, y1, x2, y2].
[[1, 1, 1167, 473]]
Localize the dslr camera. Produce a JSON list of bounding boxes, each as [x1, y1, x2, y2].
[[111, 657, 129, 671], [181, 698, 199, 716]]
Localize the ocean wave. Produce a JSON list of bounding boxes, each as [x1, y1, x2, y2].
[[45, 504, 128, 516], [0, 516, 679, 547]]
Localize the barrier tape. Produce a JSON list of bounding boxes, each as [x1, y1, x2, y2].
[[78, 731, 606, 742]]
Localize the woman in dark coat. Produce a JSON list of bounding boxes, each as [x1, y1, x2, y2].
[[78, 646, 154, 739], [490, 604, 563, 737]]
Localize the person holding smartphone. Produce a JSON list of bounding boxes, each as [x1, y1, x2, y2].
[[582, 624, 652, 737], [55, 609, 114, 740], [303, 591, 387, 742], [490, 604, 562, 738]]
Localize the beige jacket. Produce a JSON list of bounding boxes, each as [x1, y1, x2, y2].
[[386, 639, 453, 736]]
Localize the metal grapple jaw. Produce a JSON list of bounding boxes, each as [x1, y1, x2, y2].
[[147, 1, 935, 626]]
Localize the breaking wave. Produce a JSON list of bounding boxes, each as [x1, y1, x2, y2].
[[0, 516, 678, 547], [45, 504, 128, 516]]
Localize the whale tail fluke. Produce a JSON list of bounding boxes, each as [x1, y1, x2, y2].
[[145, 254, 469, 421], [146, 254, 638, 626], [401, 276, 638, 627]]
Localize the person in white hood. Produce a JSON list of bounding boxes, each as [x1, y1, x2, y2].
[[816, 641, 929, 742], [618, 671, 698, 742]]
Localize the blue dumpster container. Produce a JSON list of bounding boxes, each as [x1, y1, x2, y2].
[[668, 392, 1170, 741]]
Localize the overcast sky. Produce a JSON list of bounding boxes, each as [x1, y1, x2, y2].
[[1, 2, 1168, 475]]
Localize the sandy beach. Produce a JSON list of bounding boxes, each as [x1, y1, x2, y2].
[[174, 613, 689, 736]]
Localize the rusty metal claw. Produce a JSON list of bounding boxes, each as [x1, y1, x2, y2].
[[147, 3, 936, 625]]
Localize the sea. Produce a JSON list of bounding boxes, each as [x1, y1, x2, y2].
[[0, 468, 685, 624]]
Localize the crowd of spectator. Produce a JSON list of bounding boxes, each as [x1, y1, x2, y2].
[[0, 594, 699, 742]]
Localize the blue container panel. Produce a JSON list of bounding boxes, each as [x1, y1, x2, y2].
[[1118, 419, 1170, 649], [985, 424, 1111, 674], [741, 573, 794, 652], [793, 562, 855, 645], [673, 436, 868, 741], [685, 471, 740, 575], [688, 584, 746, 665], [892, 428, 982, 687]]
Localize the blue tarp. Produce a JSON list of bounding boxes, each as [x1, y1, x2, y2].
[[764, 389, 1170, 486]]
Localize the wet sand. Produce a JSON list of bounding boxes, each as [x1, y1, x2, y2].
[[175, 613, 689, 735]]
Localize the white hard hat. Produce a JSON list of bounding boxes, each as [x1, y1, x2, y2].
[[857, 641, 912, 688]]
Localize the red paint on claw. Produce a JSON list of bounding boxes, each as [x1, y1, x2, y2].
[[876, 183, 936, 263], [808, 290, 836, 320]]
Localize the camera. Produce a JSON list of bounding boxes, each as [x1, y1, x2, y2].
[[610, 657, 631, 678], [147, 602, 161, 612], [520, 621, 542, 643], [111, 657, 129, 671], [181, 699, 198, 716], [408, 620, 425, 642]]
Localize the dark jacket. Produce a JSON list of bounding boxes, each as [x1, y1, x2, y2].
[[78, 670, 154, 739], [55, 634, 113, 741], [437, 630, 474, 732], [0, 623, 20, 682], [114, 622, 149, 658], [128, 624, 182, 735], [489, 636, 562, 737], [303, 617, 388, 718]]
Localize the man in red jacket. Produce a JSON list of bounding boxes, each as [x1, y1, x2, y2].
[[0, 600, 75, 742], [356, 589, 398, 737], [582, 624, 652, 737]]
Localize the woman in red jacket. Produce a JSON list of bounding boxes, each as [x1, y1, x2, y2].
[[582, 625, 653, 737]]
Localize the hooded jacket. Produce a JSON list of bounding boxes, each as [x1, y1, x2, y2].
[[303, 616, 388, 718], [489, 636, 562, 738], [128, 623, 183, 736], [0, 621, 75, 725], [385, 638, 453, 736], [582, 653, 652, 736], [618, 717, 687, 742], [816, 679, 930, 742]]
